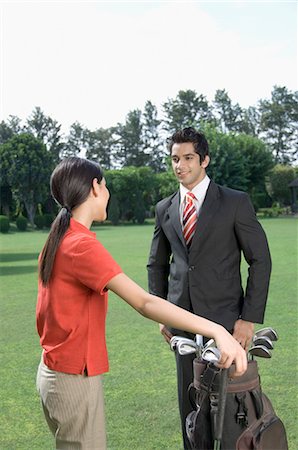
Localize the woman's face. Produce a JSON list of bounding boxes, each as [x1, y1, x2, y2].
[[94, 177, 110, 222]]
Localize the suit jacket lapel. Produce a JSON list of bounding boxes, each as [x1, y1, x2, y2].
[[167, 192, 187, 250], [190, 181, 220, 251]]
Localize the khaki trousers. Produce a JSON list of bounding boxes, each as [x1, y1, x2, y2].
[[36, 358, 106, 450]]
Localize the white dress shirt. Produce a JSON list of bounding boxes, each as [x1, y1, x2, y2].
[[179, 175, 210, 225]]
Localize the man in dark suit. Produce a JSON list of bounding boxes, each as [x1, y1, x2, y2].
[[147, 127, 271, 449]]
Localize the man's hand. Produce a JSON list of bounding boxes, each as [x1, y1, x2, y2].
[[159, 323, 173, 344], [232, 319, 254, 352]]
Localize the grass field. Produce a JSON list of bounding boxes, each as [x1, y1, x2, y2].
[[0, 218, 297, 450]]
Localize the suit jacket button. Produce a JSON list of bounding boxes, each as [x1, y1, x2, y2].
[[189, 266, 195, 271]]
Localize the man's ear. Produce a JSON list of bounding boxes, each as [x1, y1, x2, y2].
[[201, 155, 210, 169]]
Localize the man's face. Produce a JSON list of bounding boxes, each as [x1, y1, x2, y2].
[[171, 142, 210, 190]]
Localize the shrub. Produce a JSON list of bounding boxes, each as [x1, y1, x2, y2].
[[16, 215, 28, 231], [34, 214, 45, 229], [0, 215, 10, 233], [257, 207, 290, 218], [267, 165, 295, 206], [108, 196, 120, 225], [43, 213, 54, 228], [134, 198, 146, 225]]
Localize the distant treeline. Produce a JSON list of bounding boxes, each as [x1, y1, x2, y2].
[[0, 86, 297, 225]]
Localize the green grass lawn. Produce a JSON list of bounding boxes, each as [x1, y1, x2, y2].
[[0, 218, 297, 450]]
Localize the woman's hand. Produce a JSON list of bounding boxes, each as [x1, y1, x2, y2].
[[214, 326, 247, 376]]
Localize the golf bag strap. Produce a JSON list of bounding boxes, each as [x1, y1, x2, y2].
[[209, 390, 219, 444], [235, 392, 248, 427], [187, 383, 197, 410], [200, 364, 221, 392], [188, 382, 210, 411]]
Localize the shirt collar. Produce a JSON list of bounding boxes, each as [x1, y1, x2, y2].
[[69, 218, 96, 237], [179, 175, 210, 204]]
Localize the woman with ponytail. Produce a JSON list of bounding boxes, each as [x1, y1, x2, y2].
[[36, 157, 246, 450]]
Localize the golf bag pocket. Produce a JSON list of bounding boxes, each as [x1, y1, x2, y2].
[[236, 394, 288, 450]]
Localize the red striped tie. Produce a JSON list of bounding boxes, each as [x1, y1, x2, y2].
[[183, 192, 197, 248]]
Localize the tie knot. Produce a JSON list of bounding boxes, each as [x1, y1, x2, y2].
[[186, 192, 196, 203]]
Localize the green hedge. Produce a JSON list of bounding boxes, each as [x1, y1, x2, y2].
[[0, 215, 10, 233], [16, 215, 28, 231], [34, 214, 45, 229], [257, 207, 291, 218]]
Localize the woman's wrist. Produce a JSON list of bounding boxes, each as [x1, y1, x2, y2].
[[212, 323, 226, 343]]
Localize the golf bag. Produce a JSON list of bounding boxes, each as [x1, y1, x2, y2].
[[185, 360, 288, 450]]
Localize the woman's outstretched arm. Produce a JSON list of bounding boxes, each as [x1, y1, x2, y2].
[[106, 273, 247, 376]]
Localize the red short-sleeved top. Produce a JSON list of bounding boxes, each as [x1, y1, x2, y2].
[[36, 218, 122, 376]]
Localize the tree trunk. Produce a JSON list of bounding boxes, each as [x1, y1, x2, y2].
[[23, 199, 35, 227]]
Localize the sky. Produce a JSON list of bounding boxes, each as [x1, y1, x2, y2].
[[0, 1, 297, 134]]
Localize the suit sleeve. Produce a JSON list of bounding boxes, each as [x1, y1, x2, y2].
[[147, 204, 171, 299], [234, 193, 271, 323]]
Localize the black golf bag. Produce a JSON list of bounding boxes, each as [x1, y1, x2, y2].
[[185, 360, 288, 450]]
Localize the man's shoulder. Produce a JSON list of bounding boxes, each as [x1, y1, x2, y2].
[[156, 191, 178, 211], [214, 182, 248, 200]]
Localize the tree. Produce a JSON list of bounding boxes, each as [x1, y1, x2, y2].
[[26, 107, 64, 163], [107, 195, 120, 225], [142, 100, 166, 172], [0, 115, 23, 144], [105, 168, 136, 221], [0, 116, 23, 215], [163, 90, 213, 134], [0, 121, 14, 145], [267, 164, 296, 206], [234, 133, 274, 209], [0, 133, 54, 225], [259, 86, 298, 163], [0, 116, 24, 215], [203, 125, 248, 191], [134, 190, 146, 224], [212, 89, 243, 133], [237, 107, 260, 137], [155, 171, 178, 202], [114, 110, 148, 167], [105, 166, 155, 223], [202, 125, 274, 209], [85, 127, 115, 170], [62, 122, 87, 158], [0, 184, 13, 216]]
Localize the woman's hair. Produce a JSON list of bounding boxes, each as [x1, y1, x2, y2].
[[167, 127, 209, 164], [39, 157, 103, 285]]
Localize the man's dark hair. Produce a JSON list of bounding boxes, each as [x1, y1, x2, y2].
[[167, 127, 209, 163]]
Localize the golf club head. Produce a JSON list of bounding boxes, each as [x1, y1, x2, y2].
[[203, 339, 215, 350], [176, 341, 198, 356], [249, 345, 272, 359], [170, 336, 181, 351], [253, 335, 274, 350], [202, 347, 221, 363], [255, 327, 278, 341], [170, 336, 195, 352]]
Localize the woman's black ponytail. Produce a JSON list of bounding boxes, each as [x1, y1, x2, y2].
[[39, 157, 103, 285]]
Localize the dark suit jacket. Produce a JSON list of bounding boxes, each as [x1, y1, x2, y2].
[[147, 180, 272, 333]]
